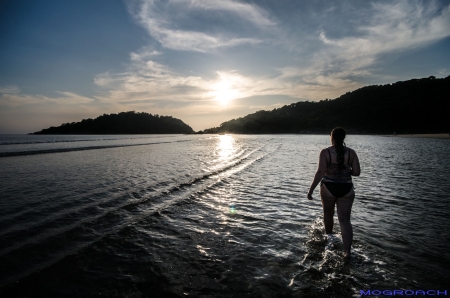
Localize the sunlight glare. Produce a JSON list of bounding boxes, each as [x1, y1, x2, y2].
[[213, 79, 239, 105], [217, 134, 235, 159]]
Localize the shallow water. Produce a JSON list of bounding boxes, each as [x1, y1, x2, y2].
[[0, 134, 449, 297]]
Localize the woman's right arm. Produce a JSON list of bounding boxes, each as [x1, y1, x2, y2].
[[307, 149, 327, 199], [350, 149, 360, 176]]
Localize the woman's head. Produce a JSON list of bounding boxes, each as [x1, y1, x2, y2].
[[331, 127, 346, 146]]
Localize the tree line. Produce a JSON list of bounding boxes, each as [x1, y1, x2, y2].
[[31, 111, 194, 134], [204, 76, 449, 134]]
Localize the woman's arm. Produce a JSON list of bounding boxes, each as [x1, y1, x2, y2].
[[350, 149, 360, 176], [307, 149, 327, 200]]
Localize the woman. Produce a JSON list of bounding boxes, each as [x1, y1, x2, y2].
[[307, 127, 360, 259]]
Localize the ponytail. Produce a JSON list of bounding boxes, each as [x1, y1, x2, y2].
[[331, 127, 347, 170]]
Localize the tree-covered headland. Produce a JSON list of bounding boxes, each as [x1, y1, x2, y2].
[[204, 76, 449, 134], [31, 111, 194, 134]]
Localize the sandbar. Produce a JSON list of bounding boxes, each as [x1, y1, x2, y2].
[[382, 133, 449, 139]]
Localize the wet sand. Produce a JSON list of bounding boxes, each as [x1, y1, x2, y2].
[[383, 133, 449, 139]]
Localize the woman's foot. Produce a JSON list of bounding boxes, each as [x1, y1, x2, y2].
[[343, 252, 351, 260]]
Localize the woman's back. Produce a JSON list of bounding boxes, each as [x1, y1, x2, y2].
[[323, 146, 353, 183]]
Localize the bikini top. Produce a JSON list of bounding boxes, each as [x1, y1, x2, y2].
[[323, 147, 352, 183]]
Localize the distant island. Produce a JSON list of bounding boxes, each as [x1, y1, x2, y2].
[[204, 76, 449, 134], [30, 111, 194, 134]]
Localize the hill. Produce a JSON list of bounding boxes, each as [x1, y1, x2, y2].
[[204, 76, 449, 134], [31, 111, 194, 134]]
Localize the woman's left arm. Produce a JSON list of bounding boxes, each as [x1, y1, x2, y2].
[[307, 149, 327, 200], [350, 149, 361, 176]]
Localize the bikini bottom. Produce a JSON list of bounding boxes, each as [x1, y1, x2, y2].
[[323, 182, 353, 198]]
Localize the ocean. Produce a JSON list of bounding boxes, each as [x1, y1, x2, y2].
[[0, 134, 449, 297]]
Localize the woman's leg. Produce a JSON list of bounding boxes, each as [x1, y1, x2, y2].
[[320, 184, 336, 234], [336, 189, 355, 258]]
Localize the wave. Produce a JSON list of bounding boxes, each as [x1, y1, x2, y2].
[[0, 139, 193, 157], [0, 145, 263, 244], [0, 135, 179, 146], [0, 142, 275, 285]]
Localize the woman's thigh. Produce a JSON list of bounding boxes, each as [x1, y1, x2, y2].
[[320, 184, 336, 213], [336, 189, 355, 219]]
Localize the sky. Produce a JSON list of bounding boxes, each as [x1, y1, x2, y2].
[[0, 0, 449, 133]]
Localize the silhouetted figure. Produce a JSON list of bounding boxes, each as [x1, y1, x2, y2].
[[307, 127, 361, 259]]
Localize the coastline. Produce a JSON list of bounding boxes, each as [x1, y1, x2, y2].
[[382, 133, 449, 139]]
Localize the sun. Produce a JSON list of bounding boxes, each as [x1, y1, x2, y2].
[[213, 79, 239, 105]]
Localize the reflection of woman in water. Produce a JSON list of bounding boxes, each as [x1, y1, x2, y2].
[[307, 127, 361, 259]]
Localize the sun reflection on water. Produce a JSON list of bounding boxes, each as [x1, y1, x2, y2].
[[212, 135, 240, 218], [217, 134, 235, 160]]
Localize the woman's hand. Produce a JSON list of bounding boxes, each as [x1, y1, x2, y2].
[[307, 192, 313, 200]]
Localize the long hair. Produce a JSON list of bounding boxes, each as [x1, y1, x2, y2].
[[331, 127, 346, 170]]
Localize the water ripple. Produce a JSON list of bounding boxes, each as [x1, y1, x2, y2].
[[0, 135, 449, 296]]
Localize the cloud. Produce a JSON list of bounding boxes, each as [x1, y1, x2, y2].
[[130, 46, 162, 61], [0, 90, 94, 107], [0, 85, 20, 94], [315, 0, 450, 78], [93, 55, 358, 114], [0, 91, 99, 133], [125, 0, 275, 52], [114, 0, 450, 108], [94, 62, 208, 104], [188, 0, 275, 27], [437, 68, 448, 77]]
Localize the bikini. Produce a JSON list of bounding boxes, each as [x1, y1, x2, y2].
[[321, 148, 353, 198]]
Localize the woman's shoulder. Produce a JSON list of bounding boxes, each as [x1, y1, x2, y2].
[[321, 147, 333, 153], [346, 147, 358, 155], [319, 148, 331, 157]]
